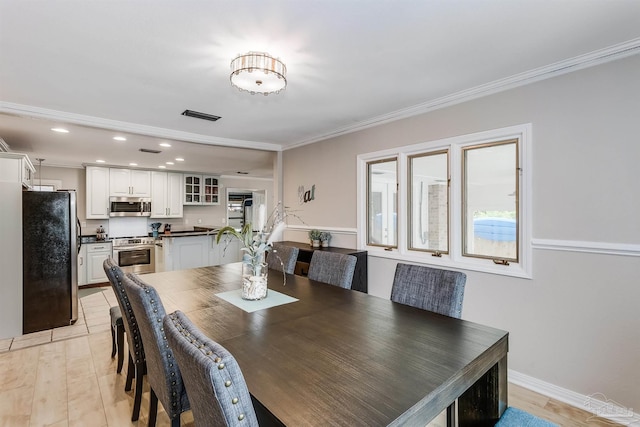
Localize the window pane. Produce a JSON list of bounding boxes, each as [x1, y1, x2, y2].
[[409, 151, 448, 253], [463, 140, 518, 261], [367, 159, 397, 247]]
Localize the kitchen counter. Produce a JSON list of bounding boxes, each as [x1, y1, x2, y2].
[[157, 226, 221, 238]]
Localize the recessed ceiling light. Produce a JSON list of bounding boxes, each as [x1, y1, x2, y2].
[[51, 128, 69, 133], [175, 157, 184, 162], [129, 162, 138, 166], [96, 159, 106, 163], [158, 165, 166, 169], [166, 161, 174, 165], [113, 136, 127, 141], [159, 143, 171, 148]]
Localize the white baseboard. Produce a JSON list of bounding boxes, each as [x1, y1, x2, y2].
[[509, 369, 640, 425]]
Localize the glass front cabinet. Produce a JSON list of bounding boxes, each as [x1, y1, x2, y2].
[[184, 174, 219, 205]]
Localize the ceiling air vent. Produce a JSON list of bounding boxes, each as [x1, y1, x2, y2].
[[139, 148, 162, 154], [181, 109, 221, 122]]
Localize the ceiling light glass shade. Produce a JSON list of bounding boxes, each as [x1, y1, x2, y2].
[[230, 51, 287, 95]]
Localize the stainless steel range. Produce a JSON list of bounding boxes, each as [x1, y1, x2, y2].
[[112, 236, 156, 275]]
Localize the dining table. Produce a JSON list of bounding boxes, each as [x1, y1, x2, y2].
[[142, 262, 509, 427]]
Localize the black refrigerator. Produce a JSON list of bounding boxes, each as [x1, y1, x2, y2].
[[23, 190, 80, 334]]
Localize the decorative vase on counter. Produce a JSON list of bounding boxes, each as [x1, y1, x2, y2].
[[312, 239, 320, 248], [241, 260, 268, 300]]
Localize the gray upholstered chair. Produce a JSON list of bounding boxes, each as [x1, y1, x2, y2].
[[103, 257, 146, 421], [307, 251, 357, 289], [164, 310, 259, 427], [391, 263, 466, 318], [267, 243, 299, 274], [122, 273, 190, 427], [109, 305, 125, 371]]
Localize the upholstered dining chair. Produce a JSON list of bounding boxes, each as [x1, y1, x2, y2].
[[307, 251, 357, 289], [267, 243, 299, 274], [164, 310, 260, 427], [390, 263, 467, 318], [103, 257, 146, 422], [109, 305, 125, 372], [122, 273, 190, 427]]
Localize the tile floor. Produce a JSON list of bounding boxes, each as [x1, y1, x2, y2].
[[2, 287, 117, 353]]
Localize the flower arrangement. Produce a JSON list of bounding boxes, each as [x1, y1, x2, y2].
[[216, 202, 298, 298]]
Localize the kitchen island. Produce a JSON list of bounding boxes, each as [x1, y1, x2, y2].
[[155, 227, 242, 272]]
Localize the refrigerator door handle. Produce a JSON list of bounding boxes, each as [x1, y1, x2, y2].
[[77, 218, 82, 254]]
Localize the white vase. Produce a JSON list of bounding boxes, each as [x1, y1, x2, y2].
[[312, 239, 320, 248], [241, 262, 268, 300], [321, 240, 330, 247]]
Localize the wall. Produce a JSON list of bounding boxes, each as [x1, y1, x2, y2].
[[282, 55, 640, 411]]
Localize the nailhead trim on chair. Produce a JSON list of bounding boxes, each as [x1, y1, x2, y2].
[[125, 273, 187, 419], [167, 312, 250, 423]]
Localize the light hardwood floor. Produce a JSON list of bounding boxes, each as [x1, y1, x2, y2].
[[0, 287, 622, 427]]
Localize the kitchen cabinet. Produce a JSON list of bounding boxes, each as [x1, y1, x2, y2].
[[86, 166, 110, 219], [110, 168, 151, 197], [0, 152, 35, 188], [151, 171, 183, 218], [209, 235, 242, 266], [85, 242, 112, 285], [160, 234, 241, 271], [163, 235, 210, 270], [183, 174, 219, 205]]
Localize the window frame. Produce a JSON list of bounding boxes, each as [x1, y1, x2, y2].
[[407, 149, 450, 256], [357, 124, 532, 279], [366, 157, 399, 249]]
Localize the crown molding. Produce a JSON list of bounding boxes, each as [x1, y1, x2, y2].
[[0, 102, 283, 152], [288, 37, 640, 150]]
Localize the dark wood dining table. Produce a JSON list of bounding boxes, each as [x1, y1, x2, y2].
[[143, 263, 508, 426]]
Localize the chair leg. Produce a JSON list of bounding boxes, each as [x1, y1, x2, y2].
[[110, 325, 116, 358], [148, 387, 158, 427], [125, 354, 134, 391], [131, 362, 144, 422], [116, 324, 125, 373]]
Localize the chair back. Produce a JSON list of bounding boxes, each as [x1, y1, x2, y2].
[[164, 310, 259, 427], [122, 273, 190, 420], [103, 257, 145, 365], [391, 263, 466, 318], [267, 243, 299, 274], [307, 251, 357, 289]]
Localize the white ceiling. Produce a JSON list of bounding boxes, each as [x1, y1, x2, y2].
[[1, 1, 639, 177]]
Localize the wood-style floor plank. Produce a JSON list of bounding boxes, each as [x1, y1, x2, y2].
[[0, 288, 625, 426]]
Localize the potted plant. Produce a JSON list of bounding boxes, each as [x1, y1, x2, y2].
[[319, 231, 331, 247], [309, 229, 322, 247]]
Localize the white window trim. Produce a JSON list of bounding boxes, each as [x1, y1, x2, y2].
[[357, 123, 532, 279]]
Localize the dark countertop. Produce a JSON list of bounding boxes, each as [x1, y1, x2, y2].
[[156, 226, 221, 238]]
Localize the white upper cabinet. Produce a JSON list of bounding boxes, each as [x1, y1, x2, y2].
[[0, 152, 35, 188], [109, 168, 151, 197], [86, 166, 110, 219], [151, 171, 183, 218]]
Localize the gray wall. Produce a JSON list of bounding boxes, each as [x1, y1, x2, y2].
[[282, 54, 640, 410]]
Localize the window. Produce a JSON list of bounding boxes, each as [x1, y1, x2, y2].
[[408, 150, 449, 254], [358, 124, 531, 278], [367, 158, 397, 247], [462, 140, 518, 262]]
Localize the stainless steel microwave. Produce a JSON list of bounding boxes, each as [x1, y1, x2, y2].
[[109, 197, 152, 217]]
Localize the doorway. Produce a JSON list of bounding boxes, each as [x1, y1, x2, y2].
[[226, 188, 267, 231]]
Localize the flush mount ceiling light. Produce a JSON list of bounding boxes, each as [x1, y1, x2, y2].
[[230, 51, 287, 95]]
